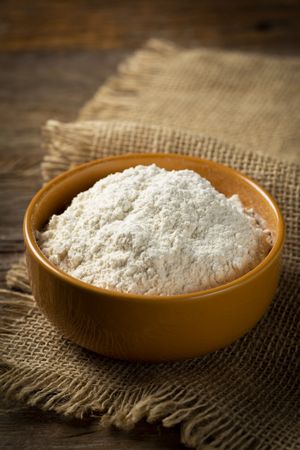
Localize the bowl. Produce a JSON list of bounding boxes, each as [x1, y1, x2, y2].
[[24, 153, 284, 362]]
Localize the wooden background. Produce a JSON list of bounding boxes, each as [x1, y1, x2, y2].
[[1, 1, 299, 448]]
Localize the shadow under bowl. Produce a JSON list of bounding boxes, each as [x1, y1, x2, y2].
[[24, 153, 284, 361]]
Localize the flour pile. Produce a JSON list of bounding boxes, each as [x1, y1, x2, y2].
[[38, 165, 271, 295]]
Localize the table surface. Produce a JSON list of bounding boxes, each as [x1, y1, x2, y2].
[[1, 1, 299, 449]]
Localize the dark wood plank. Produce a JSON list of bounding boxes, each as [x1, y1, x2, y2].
[[1, 399, 185, 450], [0, 0, 299, 53]]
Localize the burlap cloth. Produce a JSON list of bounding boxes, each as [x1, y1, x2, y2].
[[1, 40, 299, 449]]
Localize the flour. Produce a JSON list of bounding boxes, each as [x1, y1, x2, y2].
[[38, 164, 271, 295]]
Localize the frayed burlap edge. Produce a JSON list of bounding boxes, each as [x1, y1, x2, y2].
[[1, 283, 261, 450]]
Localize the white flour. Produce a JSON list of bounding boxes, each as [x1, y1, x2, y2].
[[39, 164, 271, 295]]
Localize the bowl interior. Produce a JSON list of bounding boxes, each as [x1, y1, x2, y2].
[[30, 154, 280, 244]]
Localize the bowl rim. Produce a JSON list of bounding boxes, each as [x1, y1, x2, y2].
[[24, 152, 285, 303]]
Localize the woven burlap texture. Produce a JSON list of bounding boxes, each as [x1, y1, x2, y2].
[[79, 40, 300, 163], [1, 40, 300, 450]]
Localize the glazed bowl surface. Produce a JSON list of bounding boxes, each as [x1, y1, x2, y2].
[[24, 153, 284, 361]]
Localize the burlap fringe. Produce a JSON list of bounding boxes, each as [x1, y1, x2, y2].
[[2, 262, 262, 450], [0, 368, 259, 450], [6, 256, 31, 294], [41, 120, 98, 182], [0, 289, 33, 336]]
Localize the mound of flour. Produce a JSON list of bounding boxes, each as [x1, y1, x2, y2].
[[39, 164, 271, 295]]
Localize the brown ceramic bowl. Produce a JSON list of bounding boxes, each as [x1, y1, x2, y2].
[[24, 153, 284, 361]]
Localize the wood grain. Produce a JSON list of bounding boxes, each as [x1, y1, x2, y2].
[[1, 0, 300, 53], [0, 400, 185, 450], [0, 1, 299, 449]]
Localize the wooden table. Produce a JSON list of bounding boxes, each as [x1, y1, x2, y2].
[[1, 1, 299, 448]]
